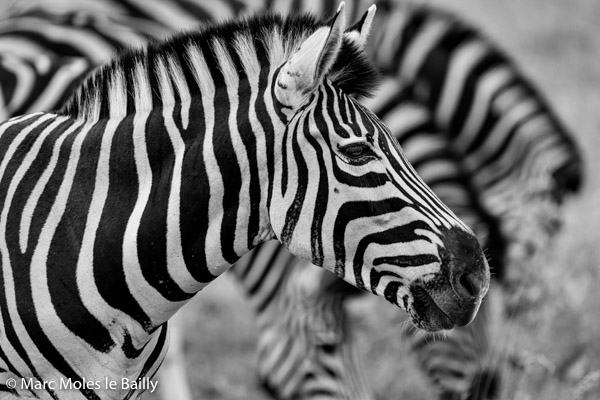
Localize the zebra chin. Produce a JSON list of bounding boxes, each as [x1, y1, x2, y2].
[[408, 285, 484, 332]]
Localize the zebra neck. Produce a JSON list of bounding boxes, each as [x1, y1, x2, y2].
[[105, 85, 278, 328], [59, 36, 290, 329]]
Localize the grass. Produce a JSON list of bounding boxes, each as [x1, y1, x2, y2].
[[149, 0, 599, 399]]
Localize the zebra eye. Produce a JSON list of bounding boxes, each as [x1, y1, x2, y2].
[[338, 143, 378, 165], [345, 143, 364, 157]]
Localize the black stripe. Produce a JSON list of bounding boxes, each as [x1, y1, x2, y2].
[[202, 40, 242, 265], [256, 266, 288, 314], [382, 281, 404, 306], [372, 89, 413, 121], [247, 245, 284, 296], [415, 27, 473, 111], [42, 120, 118, 352], [449, 53, 504, 134], [178, 96, 215, 282], [115, 0, 171, 28], [303, 117, 329, 267], [172, 0, 213, 22], [333, 198, 411, 281], [391, 9, 428, 74], [231, 47, 262, 250], [377, 131, 447, 223], [353, 222, 438, 291], [134, 109, 194, 304], [88, 116, 149, 328], [0, 61, 17, 106], [257, 50, 277, 213], [280, 117, 309, 248]]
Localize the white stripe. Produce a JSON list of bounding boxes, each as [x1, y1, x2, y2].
[[401, 18, 450, 83], [359, 76, 403, 111], [436, 39, 489, 127], [0, 38, 53, 60], [167, 57, 191, 130], [108, 67, 128, 119], [1, 55, 35, 115], [380, 101, 431, 138]]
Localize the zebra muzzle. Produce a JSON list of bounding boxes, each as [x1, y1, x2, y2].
[[408, 284, 484, 332], [408, 228, 490, 332]]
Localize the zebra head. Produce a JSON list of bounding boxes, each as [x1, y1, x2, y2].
[[268, 4, 490, 332]]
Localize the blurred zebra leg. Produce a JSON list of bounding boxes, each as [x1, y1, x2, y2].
[[231, 242, 374, 400], [156, 312, 194, 400]]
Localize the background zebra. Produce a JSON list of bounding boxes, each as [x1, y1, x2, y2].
[[0, 5, 491, 399], [0, 0, 587, 399]]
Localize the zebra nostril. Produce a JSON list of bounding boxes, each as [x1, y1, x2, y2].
[[457, 272, 480, 299]]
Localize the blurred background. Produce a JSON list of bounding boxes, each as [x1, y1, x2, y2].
[[0, 0, 598, 399]]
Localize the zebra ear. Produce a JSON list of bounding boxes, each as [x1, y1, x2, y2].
[[344, 5, 376, 49], [274, 2, 346, 109]]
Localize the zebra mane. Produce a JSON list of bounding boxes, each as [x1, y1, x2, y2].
[[59, 12, 381, 120]]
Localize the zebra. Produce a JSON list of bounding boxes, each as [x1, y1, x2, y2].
[[0, 1, 582, 399], [0, 5, 491, 399]]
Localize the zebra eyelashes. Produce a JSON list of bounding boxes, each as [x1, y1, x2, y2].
[[336, 142, 379, 165]]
